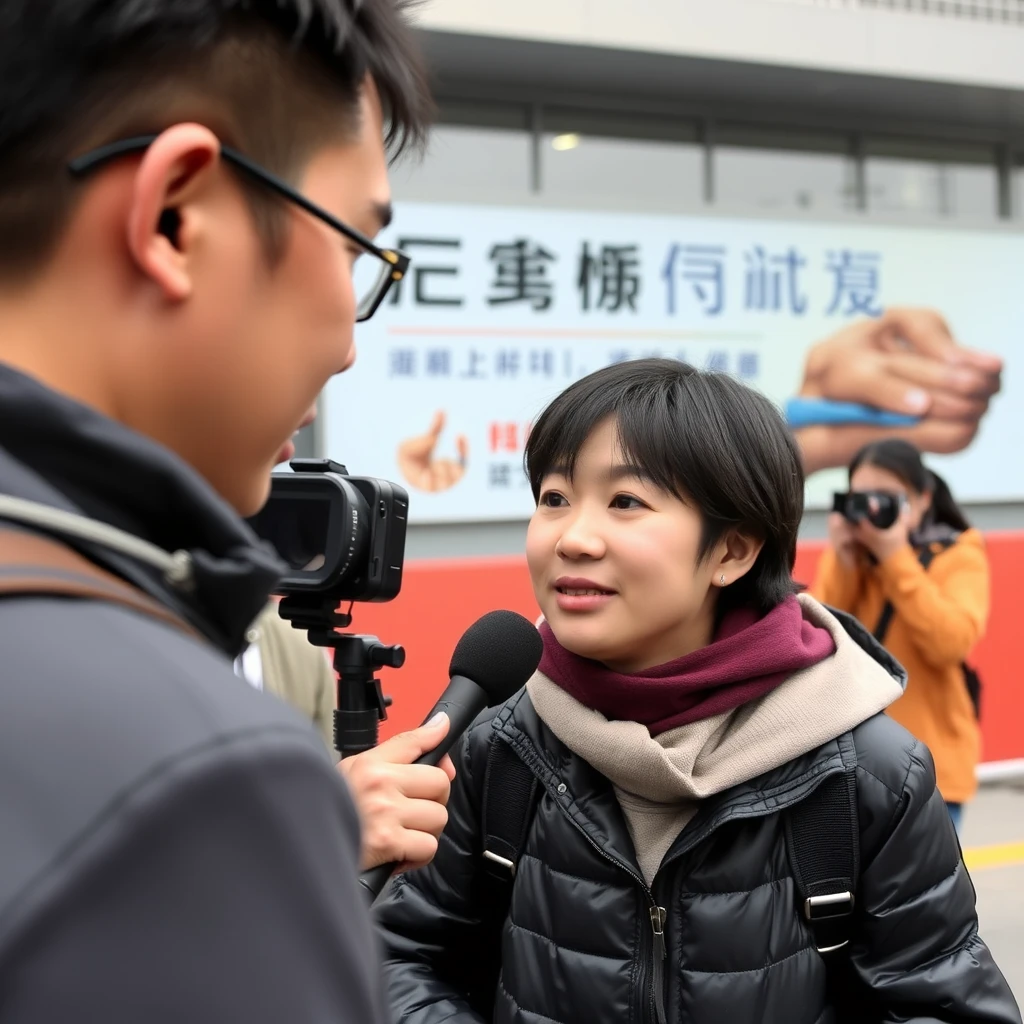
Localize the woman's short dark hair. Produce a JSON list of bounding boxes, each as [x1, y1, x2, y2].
[[524, 358, 804, 617], [849, 438, 971, 533]]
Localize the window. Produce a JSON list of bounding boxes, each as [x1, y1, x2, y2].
[[540, 109, 703, 213], [713, 129, 856, 213], [390, 103, 533, 206], [1011, 160, 1024, 220], [865, 140, 998, 220]]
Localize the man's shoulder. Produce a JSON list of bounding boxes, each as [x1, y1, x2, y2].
[[0, 592, 327, 755], [0, 594, 347, 959]]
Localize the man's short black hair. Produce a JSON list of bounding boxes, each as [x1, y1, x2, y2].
[[0, 0, 431, 278], [524, 358, 804, 617]]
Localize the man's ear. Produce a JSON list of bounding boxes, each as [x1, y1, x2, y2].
[[711, 529, 764, 588], [125, 123, 222, 302]]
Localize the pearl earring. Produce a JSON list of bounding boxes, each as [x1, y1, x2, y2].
[[719, 574, 726, 586]]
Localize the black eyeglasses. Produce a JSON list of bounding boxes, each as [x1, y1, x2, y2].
[[68, 134, 410, 322]]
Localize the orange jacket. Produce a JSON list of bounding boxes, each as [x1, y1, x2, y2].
[[811, 530, 989, 803]]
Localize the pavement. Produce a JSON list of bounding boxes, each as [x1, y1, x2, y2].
[[963, 779, 1024, 1001]]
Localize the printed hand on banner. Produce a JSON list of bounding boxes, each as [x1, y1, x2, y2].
[[397, 411, 469, 492], [794, 307, 1003, 475]]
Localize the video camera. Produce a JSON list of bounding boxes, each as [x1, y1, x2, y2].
[[247, 459, 409, 758], [831, 489, 906, 530]]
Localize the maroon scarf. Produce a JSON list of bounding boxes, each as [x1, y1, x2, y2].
[[538, 596, 836, 736]]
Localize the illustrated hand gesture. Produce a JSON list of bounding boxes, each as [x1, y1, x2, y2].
[[397, 411, 469, 493], [795, 308, 1002, 475]]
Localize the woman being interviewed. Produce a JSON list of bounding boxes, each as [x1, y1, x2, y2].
[[812, 439, 990, 833], [374, 360, 1017, 1024]]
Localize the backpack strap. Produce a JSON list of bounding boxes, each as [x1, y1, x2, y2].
[[481, 737, 540, 882], [786, 733, 860, 955], [0, 526, 199, 640], [871, 543, 941, 645], [464, 737, 541, 1015]]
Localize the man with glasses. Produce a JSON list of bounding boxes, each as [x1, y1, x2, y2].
[[0, 2, 453, 1022]]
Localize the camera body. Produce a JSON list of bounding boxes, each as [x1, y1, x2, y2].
[[832, 489, 906, 531], [248, 459, 409, 602]]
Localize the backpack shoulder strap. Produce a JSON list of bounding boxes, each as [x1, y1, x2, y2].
[[0, 526, 199, 640], [786, 733, 860, 956], [872, 541, 947, 644], [481, 736, 540, 882], [464, 736, 541, 1015]]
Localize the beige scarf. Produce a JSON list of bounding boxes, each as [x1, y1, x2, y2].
[[527, 595, 902, 885]]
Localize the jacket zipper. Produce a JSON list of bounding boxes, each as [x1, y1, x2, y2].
[[498, 718, 853, 1022], [526, 760, 668, 1023], [649, 906, 668, 1024]]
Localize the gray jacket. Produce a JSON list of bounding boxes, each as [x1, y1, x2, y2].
[[0, 366, 384, 1023]]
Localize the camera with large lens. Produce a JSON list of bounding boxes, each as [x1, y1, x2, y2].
[[247, 459, 411, 758], [248, 458, 408, 602], [832, 490, 905, 530]]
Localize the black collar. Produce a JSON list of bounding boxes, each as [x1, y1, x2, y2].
[[0, 364, 284, 655]]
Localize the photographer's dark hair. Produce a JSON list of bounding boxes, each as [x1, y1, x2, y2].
[[849, 439, 970, 533], [0, 0, 431, 279], [524, 359, 804, 619]]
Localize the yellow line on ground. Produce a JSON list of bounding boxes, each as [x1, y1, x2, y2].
[[963, 842, 1024, 872]]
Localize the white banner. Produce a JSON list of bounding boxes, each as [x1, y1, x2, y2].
[[323, 202, 1019, 524]]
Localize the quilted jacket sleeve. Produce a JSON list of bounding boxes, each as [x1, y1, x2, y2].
[[373, 714, 500, 1024], [850, 720, 1021, 1023]]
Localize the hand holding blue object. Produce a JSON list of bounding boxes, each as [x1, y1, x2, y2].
[[785, 397, 922, 430]]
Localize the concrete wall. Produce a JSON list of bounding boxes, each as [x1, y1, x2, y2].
[[414, 0, 1024, 91]]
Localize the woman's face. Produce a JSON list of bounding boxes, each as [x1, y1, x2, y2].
[[526, 419, 722, 673], [849, 463, 932, 533]]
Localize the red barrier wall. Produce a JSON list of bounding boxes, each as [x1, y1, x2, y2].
[[353, 532, 1024, 765]]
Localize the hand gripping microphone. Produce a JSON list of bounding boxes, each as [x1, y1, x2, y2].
[[359, 610, 544, 901]]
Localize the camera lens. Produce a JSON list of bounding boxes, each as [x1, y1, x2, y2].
[[864, 493, 900, 530], [248, 476, 371, 583], [332, 477, 372, 583]]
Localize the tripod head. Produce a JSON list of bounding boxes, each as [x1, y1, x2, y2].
[[277, 593, 405, 757]]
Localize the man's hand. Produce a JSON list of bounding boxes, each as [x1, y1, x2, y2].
[[338, 714, 457, 873], [795, 308, 1002, 475], [397, 411, 469, 492]]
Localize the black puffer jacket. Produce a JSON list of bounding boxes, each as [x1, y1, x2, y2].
[[374, 618, 1020, 1024]]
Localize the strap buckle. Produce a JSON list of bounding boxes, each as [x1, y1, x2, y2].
[[804, 892, 855, 954], [483, 849, 517, 878]]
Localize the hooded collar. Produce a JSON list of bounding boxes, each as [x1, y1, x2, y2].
[[496, 601, 907, 883], [0, 364, 284, 655]]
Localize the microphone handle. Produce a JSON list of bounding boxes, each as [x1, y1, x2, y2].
[[412, 675, 487, 765], [359, 863, 393, 901], [358, 674, 488, 903]]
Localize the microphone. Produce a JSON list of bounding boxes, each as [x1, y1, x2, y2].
[[359, 610, 544, 901]]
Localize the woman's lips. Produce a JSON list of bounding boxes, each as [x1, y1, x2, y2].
[[554, 591, 615, 612], [553, 577, 616, 613]]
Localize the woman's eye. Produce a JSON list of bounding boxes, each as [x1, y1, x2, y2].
[[539, 491, 567, 508], [611, 494, 646, 510]]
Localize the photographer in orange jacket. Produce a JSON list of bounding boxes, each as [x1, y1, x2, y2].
[[812, 439, 989, 832]]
